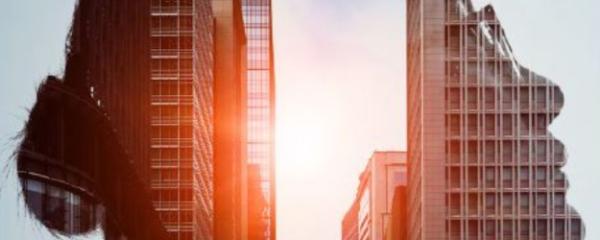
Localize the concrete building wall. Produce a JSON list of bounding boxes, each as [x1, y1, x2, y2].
[[407, 1, 585, 239]]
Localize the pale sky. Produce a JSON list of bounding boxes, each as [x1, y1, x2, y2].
[[1, 0, 599, 240]]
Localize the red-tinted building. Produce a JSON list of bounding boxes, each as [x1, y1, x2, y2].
[[342, 151, 407, 240]]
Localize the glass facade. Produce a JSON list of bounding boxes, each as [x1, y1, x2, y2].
[[407, 0, 584, 239], [242, 0, 276, 239], [150, 0, 214, 239]]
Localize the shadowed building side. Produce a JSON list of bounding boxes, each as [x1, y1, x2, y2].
[[69, 0, 152, 184]]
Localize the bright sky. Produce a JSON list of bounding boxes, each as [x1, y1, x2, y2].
[[1, 0, 599, 240]]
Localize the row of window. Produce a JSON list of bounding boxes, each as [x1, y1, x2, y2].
[[151, 16, 194, 31], [151, 147, 193, 159], [151, 125, 193, 139], [446, 59, 552, 83], [151, 105, 193, 118], [159, 210, 193, 223], [449, 192, 568, 215], [151, 36, 193, 50], [151, 59, 193, 72], [151, 0, 193, 7], [151, 168, 193, 182], [152, 81, 193, 96], [446, 0, 496, 22], [448, 218, 582, 238], [447, 87, 561, 110], [152, 188, 193, 202], [447, 113, 554, 137], [447, 140, 564, 164], [448, 166, 566, 189]]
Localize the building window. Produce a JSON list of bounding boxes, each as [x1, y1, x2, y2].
[[502, 193, 512, 213], [447, 25, 460, 57], [484, 88, 495, 109], [535, 140, 547, 163], [519, 114, 530, 136], [519, 167, 529, 187], [502, 167, 513, 187], [448, 141, 461, 164], [519, 140, 530, 163], [535, 168, 547, 181], [485, 167, 495, 187], [520, 193, 530, 213], [535, 114, 547, 135], [448, 88, 460, 109], [484, 141, 495, 163], [502, 88, 513, 110], [520, 220, 530, 237], [519, 88, 530, 109], [535, 87, 547, 109], [485, 220, 496, 237], [536, 193, 547, 214], [467, 88, 478, 109], [502, 141, 513, 163], [485, 193, 496, 213], [448, 62, 461, 84], [502, 114, 513, 136], [467, 141, 478, 163], [467, 167, 478, 188], [466, 62, 478, 84], [555, 193, 566, 213], [449, 193, 461, 215], [556, 219, 565, 236], [503, 220, 513, 237], [536, 219, 548, 237], [448, 114, 460, 136], [449, 167, 460, 189]]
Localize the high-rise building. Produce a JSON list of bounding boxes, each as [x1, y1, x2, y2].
[[241, 1, 276, 239], [211, 0, 250, 239], [406, 1, 584, 239], [150, 0, 215, 239], [342, 151, 407, 240], [17, 0, 168, 238]]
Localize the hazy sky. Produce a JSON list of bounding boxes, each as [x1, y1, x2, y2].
[[1, 0, 599, 239]]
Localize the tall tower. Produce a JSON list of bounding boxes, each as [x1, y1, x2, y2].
[[212, 0, 249, 239], [150, 0, 215, 239], [406, 1, 584, 239], [241, 0, 276, 239]]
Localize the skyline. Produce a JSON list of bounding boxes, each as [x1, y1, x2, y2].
[[1, 0, 599, 239]]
